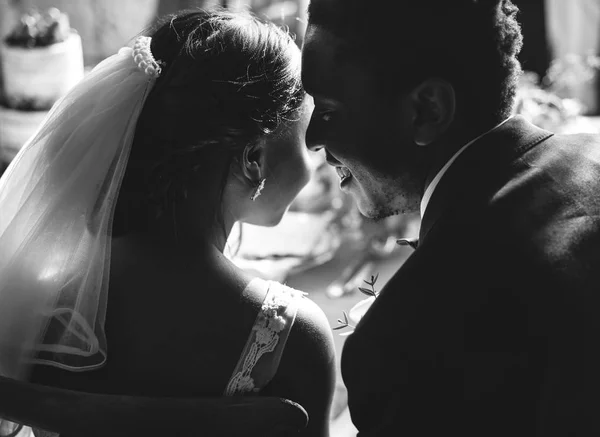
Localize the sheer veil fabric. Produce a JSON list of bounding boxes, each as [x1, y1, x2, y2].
[[0, 39, 159, 379]]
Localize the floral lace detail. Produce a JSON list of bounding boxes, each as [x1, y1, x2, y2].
[[224, 282, 304, 396]]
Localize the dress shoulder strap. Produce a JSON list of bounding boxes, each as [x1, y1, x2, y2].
[[223, 279, 305, 396]]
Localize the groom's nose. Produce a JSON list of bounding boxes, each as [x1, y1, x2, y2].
[[305, 119, 324, 153]]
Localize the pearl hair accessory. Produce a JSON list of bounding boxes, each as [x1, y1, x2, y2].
[[132, 36, 163, 78]]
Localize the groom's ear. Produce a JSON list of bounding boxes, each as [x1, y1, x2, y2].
[[239, 139, 265, 184], [409, 78, 456, 147]]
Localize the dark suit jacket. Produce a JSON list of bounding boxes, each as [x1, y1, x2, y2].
[[341, 116, 600, 436]]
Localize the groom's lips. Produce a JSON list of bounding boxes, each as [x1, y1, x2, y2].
[[335, 166, 352, 187], [336, 166, 351, 181], [325, 153, 353, 187]]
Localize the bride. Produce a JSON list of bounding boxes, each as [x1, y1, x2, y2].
[[0, 8, 335, 437]]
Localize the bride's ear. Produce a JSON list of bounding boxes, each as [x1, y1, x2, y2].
[[239, 139, 265, 185]]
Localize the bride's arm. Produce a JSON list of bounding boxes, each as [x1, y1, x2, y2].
[[263, 295, 337, 437]]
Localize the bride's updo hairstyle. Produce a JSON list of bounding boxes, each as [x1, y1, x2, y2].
[[113, 8, 305, 236]]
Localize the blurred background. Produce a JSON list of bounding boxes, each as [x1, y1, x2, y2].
[[1, 0, 600, 435], [0, 0, 309, 66]]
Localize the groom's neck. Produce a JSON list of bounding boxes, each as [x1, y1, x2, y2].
[[422, 118, 495, 192]]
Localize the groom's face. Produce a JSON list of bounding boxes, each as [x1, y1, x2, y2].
[[302, 25, 425, 219]]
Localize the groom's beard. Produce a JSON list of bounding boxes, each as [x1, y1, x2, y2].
[[369, 209, 402, 222]]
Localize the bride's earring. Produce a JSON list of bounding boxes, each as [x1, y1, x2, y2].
[[250, 178, 266, 201]]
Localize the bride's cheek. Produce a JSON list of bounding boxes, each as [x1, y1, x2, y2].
[[300, 150, 314, 185]]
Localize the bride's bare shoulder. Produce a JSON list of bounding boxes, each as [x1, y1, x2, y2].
[[263, 285, 336, 437], [108, 235, 255, 298]]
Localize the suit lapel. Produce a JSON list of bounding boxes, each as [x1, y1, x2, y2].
[[418, 116, 554, 244]]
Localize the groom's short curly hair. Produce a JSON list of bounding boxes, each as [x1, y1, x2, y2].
[[308, 0, 523, 126]]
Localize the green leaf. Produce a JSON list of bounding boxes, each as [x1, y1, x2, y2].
[[342, 311, 349, 324], [373, 273, 379, 284], [358, 287, 376, 297], [333, 325, 347, 330]]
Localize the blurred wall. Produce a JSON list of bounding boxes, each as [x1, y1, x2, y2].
[[158, 0, 309, 47], [1, 0, 309, 66], [546, 0, 600, 114], [157, 0, 220, 16], [1, 0, 160, 65], [516, 0, 551, 79]]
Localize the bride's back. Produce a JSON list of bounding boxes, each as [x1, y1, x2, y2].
[[33, 236, 264, 396], [22, 8, 335, 436], [107, 237, 263, 394], [31, 234, 336, 437]]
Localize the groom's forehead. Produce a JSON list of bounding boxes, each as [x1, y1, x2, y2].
[[302, 37, 380, 110], [302, 26, 339, 63], [301, 26, 344, 94], [301, 28, 377, 104]]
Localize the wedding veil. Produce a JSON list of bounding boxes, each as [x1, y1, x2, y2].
[[0, 37, 161, 379]]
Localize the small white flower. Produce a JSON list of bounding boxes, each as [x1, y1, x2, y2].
[[265, 307, 278, 319], [268, 315, 286, 332], [348, 296, 376, 324]]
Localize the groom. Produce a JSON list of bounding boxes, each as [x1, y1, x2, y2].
[[302, 0, 600, 435]]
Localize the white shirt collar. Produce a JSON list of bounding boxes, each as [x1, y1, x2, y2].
[[420, 116, 513, 219]]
